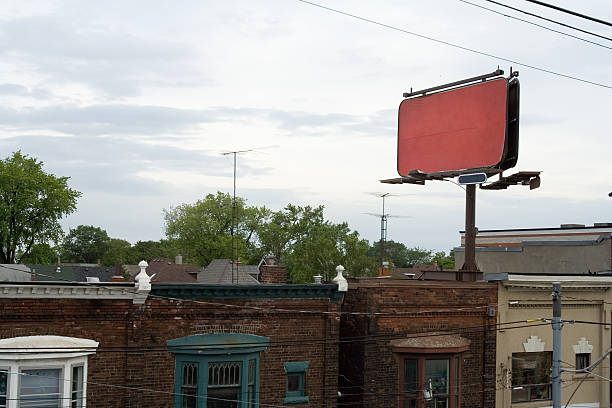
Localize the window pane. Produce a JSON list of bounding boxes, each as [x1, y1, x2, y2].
[[19, 369, 61, 408], [181, 363, 198, 408], [287, 374, 301, 392], [208, 362, 240, 408], [426, 359, 449, 395], [0, 370, 7, 408], [576, 353, 590, 370], [404, 359, 418, 394], [71, 366, 83, 408], [512, 352, 552, 402]]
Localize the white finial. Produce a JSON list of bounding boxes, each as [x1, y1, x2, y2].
[[135, 260, 151, 292], [333, 265, 348, 292]]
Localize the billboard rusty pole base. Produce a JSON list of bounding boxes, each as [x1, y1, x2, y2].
[[460, 184, 478, 273]]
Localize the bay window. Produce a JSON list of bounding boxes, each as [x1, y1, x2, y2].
[[168, 333, 269, 408], [391, 334, 470, 408], [0, 336, 98, 408]]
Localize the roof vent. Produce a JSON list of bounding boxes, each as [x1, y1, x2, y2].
[[560, 224, 585, 229], [86, 277, 100, 283]]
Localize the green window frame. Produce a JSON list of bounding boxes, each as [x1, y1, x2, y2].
[[168, 334, 269, 408], [283, 362, 309, 404]]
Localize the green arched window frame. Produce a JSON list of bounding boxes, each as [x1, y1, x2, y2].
[[168, 333, 269, 408]]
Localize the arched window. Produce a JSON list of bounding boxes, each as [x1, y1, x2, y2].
[[168, 334, 269, 408], [391, 334, 470, 408]]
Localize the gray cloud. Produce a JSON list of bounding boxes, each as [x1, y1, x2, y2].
[[0, 15, 206, 97], [0, 134, 272, 196], [0, 103, 395, 139]]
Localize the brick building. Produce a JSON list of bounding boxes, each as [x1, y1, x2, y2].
[[338, 278, 498, 408], [0, 263, 344, 408]]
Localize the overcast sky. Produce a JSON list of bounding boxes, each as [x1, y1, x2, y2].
[[1, 0, 610, 254]]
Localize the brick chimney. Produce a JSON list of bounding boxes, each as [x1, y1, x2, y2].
[[259, 265, 287, 284]]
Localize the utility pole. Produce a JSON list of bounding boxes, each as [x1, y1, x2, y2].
[[551, 282, 562, 408]]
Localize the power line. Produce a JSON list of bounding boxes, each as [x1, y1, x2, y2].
[[458, 0, 612, 49], [522, 0, 612, 28], [294, 0, 612, 89], [482, 0, 612, 42]]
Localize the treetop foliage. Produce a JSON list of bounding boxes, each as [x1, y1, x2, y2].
[[0, 151, 81, 263]]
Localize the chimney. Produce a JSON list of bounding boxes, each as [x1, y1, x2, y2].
[[175, 254, 183, 265], [259, 265, 287, 284], [378, 261, 390, 277]]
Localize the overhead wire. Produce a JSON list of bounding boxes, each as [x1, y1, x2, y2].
[[294, 0, 612, 89], [457, 0, 612, 49], [482, 0, 612, 42], [521, 0, 612, 27]]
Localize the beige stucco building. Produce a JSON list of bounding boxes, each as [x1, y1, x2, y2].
[[454, 224, 612, 276], [490, 274, 612, 408]]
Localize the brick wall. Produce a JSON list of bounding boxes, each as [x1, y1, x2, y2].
[[0, 295, 340, 408], [258, 265, 287, 284], [339, 280, 498, 408]]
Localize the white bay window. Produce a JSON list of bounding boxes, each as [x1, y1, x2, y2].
[[0, 336, 97, 408]]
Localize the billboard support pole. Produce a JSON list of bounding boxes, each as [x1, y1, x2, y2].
[[461, 184, 478, 272]]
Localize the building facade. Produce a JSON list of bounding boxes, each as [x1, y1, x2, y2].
[[490, 274, 612, 408], [455, 224, 612, 275], [0, 265, 344, 408], [338, 278, 498, 408]]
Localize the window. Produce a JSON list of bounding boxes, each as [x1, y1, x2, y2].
[[168, 334, 269, 408], [391, 334, 469, 408], [283, 362, 309, 404], [0, 336, 98, 408], [1, 371, 7, 408], [511, 352, 552, 403], [576, 353, 590, 370]]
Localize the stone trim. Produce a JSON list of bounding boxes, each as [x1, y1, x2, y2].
[[523, 335, 545, 352], [0, 283, 148, 304], [572, 337, 593, 354]]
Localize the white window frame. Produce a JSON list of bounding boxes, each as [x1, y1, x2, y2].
[[0, 336, 98, 408]]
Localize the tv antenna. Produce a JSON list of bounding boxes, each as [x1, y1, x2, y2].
[[365, 193, 410, 266], [221, 145, 276, 283]]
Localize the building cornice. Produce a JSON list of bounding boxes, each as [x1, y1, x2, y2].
[[0, 282, 147, 304], [151, 283, 344, 303]]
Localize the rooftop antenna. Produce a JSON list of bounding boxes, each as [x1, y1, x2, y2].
[[221, 145, 276, 284], [365, 193, 410, 267]]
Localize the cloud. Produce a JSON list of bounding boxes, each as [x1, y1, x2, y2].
[[0, 14, 207, 97]]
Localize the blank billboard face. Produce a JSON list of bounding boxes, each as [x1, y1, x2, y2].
[[397, 77, 513, 176]]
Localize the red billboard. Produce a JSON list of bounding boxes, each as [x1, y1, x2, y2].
[[397, 77, 519, 177]]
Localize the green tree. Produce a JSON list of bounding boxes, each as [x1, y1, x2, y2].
[[61, 225, 110, 263], [432, 250, 454, 269], [0, 151, 81, 263], [18, 243, 59, 264], [368, 240, 433, 268], [258, 205, 377, 282], [100, 238, 132, 266], [164, 192, 270, 266], [126, 239, 178, 264]]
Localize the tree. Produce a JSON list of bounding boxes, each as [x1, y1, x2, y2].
[[18, 243, 58, 264], [61, 225, 110, 263], [100, 238, 132, 266], [258, 204, 377, 282], [125, 239, 177, 264], [164, 192, 270, 266], [0, 152, 81, 263], [367, 240, 433, 268], [432, 250, 455, 269]]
